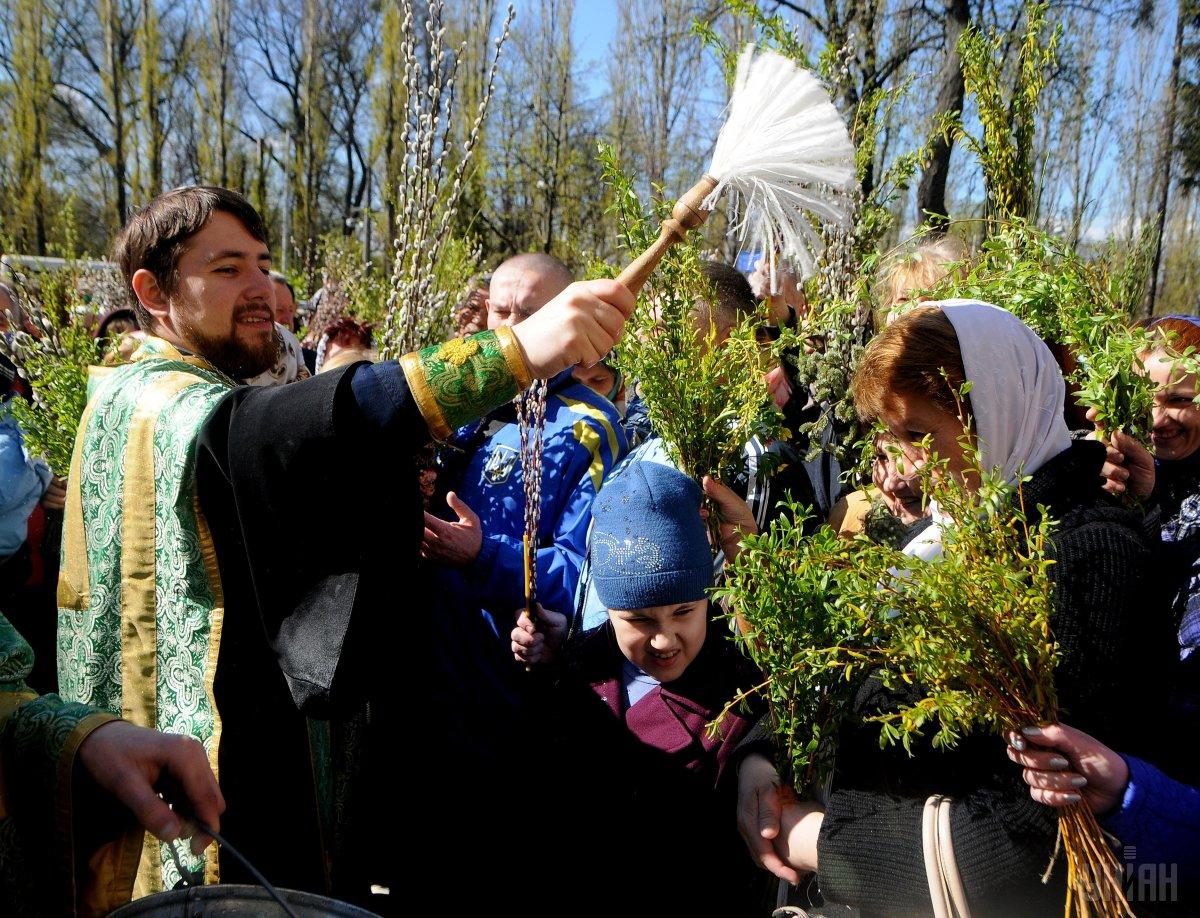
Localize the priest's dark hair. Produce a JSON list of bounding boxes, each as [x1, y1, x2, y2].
[[113, 185, 269, 331]]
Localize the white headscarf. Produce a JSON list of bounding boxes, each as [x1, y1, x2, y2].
[[903, 299, 1071, 560]]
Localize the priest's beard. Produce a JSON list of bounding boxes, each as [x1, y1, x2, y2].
[[178, 304, 279, 379]]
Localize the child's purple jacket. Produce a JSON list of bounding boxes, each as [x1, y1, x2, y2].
[[588, 668, 752, 786], [573, 619, 761, 789]]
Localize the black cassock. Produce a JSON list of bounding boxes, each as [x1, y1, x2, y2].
[[194, 363, 541, 909]]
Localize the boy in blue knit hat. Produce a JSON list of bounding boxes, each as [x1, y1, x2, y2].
[[511, 462, 764, 916], [512, 461, 744, 703], [581, 459, 713, 680]]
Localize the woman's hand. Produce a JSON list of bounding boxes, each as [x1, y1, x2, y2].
[[736, 754, 803, 884], [1006, 723, 1129, 815], [1087, 408, 1155, 499], [777, 798, 824, 875], [701, 476, 758, 565]]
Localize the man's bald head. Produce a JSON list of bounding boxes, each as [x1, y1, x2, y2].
[[486, 253, 573, 329]]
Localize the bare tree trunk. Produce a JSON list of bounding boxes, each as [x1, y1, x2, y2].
[[103, 1, 129, 224], [857, 0, 879, 200], [916, 0, 969, 229], [1144, 0, 1186, 317]]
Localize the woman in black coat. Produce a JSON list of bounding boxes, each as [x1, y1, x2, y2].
[[740, 302, 1178, 916]]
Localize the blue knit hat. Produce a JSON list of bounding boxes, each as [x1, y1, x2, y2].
[[590, 462, 713, 609]]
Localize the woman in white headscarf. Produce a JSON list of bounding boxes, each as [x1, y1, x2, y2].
[[738, 302, 1178, 916], [869, 299, 1071, 562]]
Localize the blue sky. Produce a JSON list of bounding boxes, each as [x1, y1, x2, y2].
[[570, 1, 618, 65], [503, 1, 619, 71], [503, 0, 1181, 241], [508, 0, 730, 140]]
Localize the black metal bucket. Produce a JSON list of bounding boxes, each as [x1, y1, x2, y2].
[[107, 885, 383, 917]]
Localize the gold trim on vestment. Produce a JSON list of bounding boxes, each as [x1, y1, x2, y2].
[[121, 372, 202, 898], [0, 689, 38, 728], [193, 488, 224, 886], [54, 711, 128, 915], [494, 325, 534, 391], [79, 823, 143, 918], [119, 375, 201, 728], [400, 351, 451, 440], [63, 346, 231, 895], [58, 386, 106, 612]]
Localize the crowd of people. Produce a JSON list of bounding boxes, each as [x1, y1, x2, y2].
[[0, 184, 1194, 917]]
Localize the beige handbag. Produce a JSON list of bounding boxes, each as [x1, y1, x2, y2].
[[923, 795, 972, 918]]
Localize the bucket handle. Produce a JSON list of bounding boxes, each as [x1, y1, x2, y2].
[[170, 821, 301, 918]]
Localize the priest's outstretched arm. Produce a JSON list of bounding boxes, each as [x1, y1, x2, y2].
[[194, 280, 635, 715]]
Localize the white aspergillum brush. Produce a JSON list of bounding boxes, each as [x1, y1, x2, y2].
[[617, 44, 855, 296], [522, 48, 853, 647]]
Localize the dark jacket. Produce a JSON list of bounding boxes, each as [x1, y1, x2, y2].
[[1152, 455, 1200, 735], [574, 620, 759, 786], [526, 619, 765, 918], [816, 440, 1179, 917]]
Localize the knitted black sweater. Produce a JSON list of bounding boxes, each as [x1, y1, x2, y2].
[[815, 440, 1178, 917]]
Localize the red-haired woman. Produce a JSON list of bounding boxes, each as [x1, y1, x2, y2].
[[739, 301, 1179, 915]]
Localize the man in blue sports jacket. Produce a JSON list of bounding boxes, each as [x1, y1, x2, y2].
[[423, 253, 627, 634]]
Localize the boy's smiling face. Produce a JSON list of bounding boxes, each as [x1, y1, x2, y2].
[[609, 599, 707, 681]]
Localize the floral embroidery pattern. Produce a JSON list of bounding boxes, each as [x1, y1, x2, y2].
[[436, 336, 480, 367], [57, 355, 230, 889], [417, 331, 519, 433]]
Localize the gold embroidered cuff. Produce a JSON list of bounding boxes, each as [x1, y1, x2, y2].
[[494, 325, 534, 391], [401, 329, 528, 441], [55, 711, 121, 830], [401, 351, 451, 440]]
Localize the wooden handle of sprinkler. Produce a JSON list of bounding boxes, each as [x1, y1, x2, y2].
[[523, 534, 536, 624], [616, 174, 718, 296], [523, 534, 536, 672]]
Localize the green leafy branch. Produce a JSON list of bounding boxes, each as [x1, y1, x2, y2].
[[869, 447, 1060, 747], [692, 0, 811, 85], [958, 1, 1061, 226], [0, 266, 102, 477], [922, 218, 1155, 438], [595, 143, 776, 481], [718, 426, 1059, 786]]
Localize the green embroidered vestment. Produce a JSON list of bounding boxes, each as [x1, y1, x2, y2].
[[57, 341, 232, 893]]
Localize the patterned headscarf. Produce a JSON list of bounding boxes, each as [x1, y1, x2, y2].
[[242, 323, 311, 387]]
